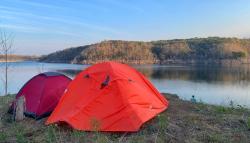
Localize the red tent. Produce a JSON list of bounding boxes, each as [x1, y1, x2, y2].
[[47, 62, 169, 131], [9, 72, 71, 120]]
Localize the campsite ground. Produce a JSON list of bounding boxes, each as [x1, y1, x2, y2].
[[0, 93, 250, 143]]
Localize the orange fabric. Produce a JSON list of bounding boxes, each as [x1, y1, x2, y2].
[[46, 61, 169, 131]]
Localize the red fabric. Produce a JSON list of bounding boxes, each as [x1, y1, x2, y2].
[[15, 74, 71, 117], [46, 62, 169, 132]]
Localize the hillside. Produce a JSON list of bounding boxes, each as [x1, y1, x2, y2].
[[1, 93, 250, 142], [39, 37, 250, 65]]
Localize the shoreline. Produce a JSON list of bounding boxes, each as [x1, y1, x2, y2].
[[0, 60, 27, 63], [39, 58, 250, 66], [1, 59, 250, 66]]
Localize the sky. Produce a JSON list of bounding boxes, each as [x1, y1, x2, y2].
[[0, 0, 250, 55]]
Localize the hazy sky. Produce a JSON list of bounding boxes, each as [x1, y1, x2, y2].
[[1, 0, 250, 55]]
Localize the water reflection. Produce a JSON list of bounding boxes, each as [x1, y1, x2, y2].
[[59, 64, 250, 85], [59, 64, 250, 107], [0, 62, 250, 108]]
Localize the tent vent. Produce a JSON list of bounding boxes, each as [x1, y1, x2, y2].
[[128, 79, 133, 82], [84, 74, 90, 78], [101, 75, 110, 89]]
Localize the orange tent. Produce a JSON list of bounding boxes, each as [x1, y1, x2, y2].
[[46, 61, 169, 131]]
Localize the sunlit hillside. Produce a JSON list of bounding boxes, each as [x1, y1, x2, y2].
[[40, 37, 250, 64]]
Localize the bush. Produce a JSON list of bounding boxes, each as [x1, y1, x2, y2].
[[232, 51, 246, 59]]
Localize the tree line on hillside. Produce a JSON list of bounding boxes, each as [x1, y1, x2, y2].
[[40, 37, 250, 64]]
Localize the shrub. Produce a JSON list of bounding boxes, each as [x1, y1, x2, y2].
[[232, 51, 246, 59]]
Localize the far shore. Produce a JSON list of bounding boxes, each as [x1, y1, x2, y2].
[[1, 60, 250, 68], [0, 60, 28, 63]]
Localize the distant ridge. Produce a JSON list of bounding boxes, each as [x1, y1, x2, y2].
[[39, 37, 250, 65], [0, 55, 37, 62]]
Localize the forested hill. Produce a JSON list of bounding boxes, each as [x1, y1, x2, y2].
[[39, 37, 250, 64]]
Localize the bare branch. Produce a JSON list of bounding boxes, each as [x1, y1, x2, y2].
[[0, 27, 14, 95]]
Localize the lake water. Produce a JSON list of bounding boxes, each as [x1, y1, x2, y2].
[[0, 61, 250, 108]]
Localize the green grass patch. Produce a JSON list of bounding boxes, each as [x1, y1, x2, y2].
[[14, 124, 28, 143], [93, 132, 110, 143], [214, 106, 234, 114], [200, 133, 228, 142], [247, 117, 250, 130], [130, 135, 145, 143], [157, 114, 169, 132], [70, 130, 86, 142], [213, 104, 248, 116], [0, 132, 7, 142], [46, 126, 57, 143]]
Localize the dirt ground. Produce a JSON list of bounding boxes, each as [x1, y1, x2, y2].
[[0, 93, 250, 143]]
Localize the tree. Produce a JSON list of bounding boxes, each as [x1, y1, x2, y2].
[[0, 29, 14, 95]]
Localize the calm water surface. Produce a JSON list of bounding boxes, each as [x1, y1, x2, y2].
[[0, 61, 250, 108]]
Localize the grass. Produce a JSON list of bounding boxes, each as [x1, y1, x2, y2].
[[214, 106, 234, 114], [213, 103, 248, 115], [46, 126, 57, 143], [0, 93, 250, 143], [0, 132, 7, 142], [157, 114, 169, 132], [70, 130, 86, 142], [200, 133, 228, 143], [14, 124, 26, 143], [247, 117, 250, 130]]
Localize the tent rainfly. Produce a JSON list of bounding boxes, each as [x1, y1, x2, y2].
[[47, 62, 169, 131], [8, 72, 71, 120]]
